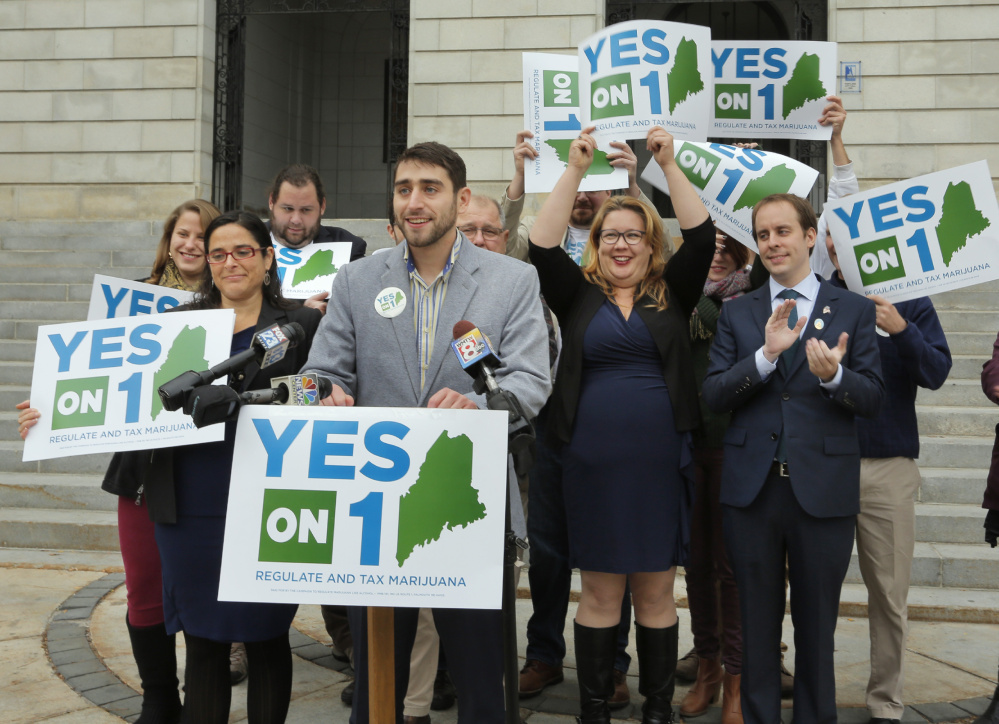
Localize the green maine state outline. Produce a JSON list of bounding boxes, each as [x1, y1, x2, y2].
[[150, 325, 209, 421], [733, 164, 797, 211], [935, 180, 991, 267], [396, 431, 486, 566], [667, 37, 704, 113], [782, 53, 826, 119], [293, 249, 338, 287], [545, 139, 615, 177]]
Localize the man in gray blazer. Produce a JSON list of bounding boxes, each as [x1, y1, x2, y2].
[[302, 141, 551, 724]]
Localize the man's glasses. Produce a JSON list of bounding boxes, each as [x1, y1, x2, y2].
[[206, 246, 265, 264], [459, 225, 503, 241], [598, 229, 646, 245]]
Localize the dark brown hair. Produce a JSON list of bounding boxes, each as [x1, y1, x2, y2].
[[394, 142, 467, 191], [147, 199, 221, 285], [268, 164, 325, 206]]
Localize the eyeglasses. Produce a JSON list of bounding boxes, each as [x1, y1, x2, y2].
[[714, 245, 731, 257], [598, 229, 646, 245], [206, 246, 265, 265], [459, 224, 504, 241]]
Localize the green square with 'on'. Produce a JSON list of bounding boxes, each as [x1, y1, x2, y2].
[[259, 488, 337, 564], [715, 83, 752, 119], [591, 72, 634, 120], [544, 69, 578, 107], [51, 376, 109, 430], [854, 236, 907, 286]]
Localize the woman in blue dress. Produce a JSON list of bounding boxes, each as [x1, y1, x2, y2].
[[147, 211, 321, 723], [528, 126, 714, 724]]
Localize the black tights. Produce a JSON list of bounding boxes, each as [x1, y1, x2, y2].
[[181, 633, 293, 724]]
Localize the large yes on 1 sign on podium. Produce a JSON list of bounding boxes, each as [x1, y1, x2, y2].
[[219, 405, 510, 609]]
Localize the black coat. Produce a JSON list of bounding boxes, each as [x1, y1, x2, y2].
[[101, 300, 321, 523], [528, 217, 715, 445]]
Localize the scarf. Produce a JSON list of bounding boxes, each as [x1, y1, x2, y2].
[[158, 260, 200, 292], [690, 268, 751, 341]]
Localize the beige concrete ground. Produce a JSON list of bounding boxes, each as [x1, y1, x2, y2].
[[1, 564, 996, 723]]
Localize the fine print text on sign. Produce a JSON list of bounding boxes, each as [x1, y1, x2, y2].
[[522, 52, 629, 194], [825, 160, 999, 304], [275, 242, 353, 300], [219, 405, 510, 609], [23, 309, 235, 461], [710, 40, 837, 140], [579, 20, 712, 141], [642, 141, 818, 250]]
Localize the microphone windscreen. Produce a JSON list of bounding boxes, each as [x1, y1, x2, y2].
[[452, 320, 475, 340], [283, 321, 307, 346], [188, 384, 241, 427], [316, 376, 333, 399]]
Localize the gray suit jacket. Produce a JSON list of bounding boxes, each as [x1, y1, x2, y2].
[[301, 233, 552, 418]]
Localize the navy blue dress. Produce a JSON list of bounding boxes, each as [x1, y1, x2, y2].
[[563, 299, 693, 573], [155, 326, 298, 642]]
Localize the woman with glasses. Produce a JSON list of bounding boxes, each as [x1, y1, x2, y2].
[[528, 126, 714, 724], [148, 211, 320, 723], [17, 198, 221, 724]]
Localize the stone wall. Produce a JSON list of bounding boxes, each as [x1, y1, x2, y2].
[[831, 0, 999, 192], [0, 0, 214, 220]]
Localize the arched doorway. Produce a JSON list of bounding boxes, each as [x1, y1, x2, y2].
[[212, 0, 409, 216]]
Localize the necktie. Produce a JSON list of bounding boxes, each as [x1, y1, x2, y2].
[[775, 288, 800, 464]]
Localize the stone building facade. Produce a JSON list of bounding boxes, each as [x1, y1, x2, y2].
[[0, 0, 996, 223]]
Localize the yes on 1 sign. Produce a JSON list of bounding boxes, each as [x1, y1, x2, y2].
[[23, 309, 234, 461], [825, 160, 999, 303], [710, 41, 836, 140], [87, 275, 194, 320], [522, 52, 628, 194], [219, 405, 509, 609], [641, 141, 818, 250], [275, 242, 352, 300], [579, 20, 712, 141]]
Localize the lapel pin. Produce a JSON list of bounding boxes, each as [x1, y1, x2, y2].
[[814, 319, 825, 330], [823, 305, 831, 314]]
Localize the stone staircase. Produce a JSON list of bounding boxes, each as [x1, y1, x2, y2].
[[0, 219, 997, 603]]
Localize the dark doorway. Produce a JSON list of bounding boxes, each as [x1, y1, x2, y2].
[[212, 0, 409, 216], [605, 0, 829, 214]]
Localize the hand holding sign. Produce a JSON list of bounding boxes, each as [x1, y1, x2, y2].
[[869, 295, 908, 335], [647, 125, 677, 168], [16, 400, 38, 440], [569, 127, 599, 173], [818, 95, 847, 137]]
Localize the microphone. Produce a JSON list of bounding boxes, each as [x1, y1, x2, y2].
[[450, 320, 502, 395], [186, 385, 241, 428], [240, 374, 332, 406], [158, 321, 307, 412]]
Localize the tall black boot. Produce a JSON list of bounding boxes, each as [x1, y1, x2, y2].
[[636, 621, 679, 724], [574, 620, 618, 724], [126, 614, 182, 724]]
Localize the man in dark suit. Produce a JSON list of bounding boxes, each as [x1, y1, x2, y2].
[[703, 193, 884, 724]]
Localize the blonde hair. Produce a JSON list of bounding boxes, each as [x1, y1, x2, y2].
[[581, 195, 669, 311], [147, 199, 222, 285]]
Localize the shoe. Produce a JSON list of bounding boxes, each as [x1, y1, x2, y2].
[[609, 669, 631, 710], [404, 717, 431, 724], [341, 680, 354, 706], [519, 658, 565, 699], [228, 642, 248, 686], [975, 684, 999, 724], [721, 672, 743, 724], [330, 643, 352, 665], [574, 621, 618, 724], [125, 615, 182, 724], [868, 718, 900, 724], [636, 622, 678, 724], [680, 657, 723, 717], [676, 646, 698, 683], [431, 669, 456, 711]]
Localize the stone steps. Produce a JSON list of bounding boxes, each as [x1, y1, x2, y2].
[[0, 507, 118, 551], [916, 406, 997, 437], [0, 472, 113, 511], [0, 441, 112, 475], [919, 467, 990, 505], [845, 540, 997, 590], [920, 379, 992, 407], [914, 502, 989, 544]]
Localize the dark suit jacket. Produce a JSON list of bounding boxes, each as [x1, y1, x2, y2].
[[702, 276, 884, 518], [102, 300, 322, 523], [529, 218, 716, 445]]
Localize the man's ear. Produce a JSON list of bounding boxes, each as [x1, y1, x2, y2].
[[457, 186, 472, 214], [319, 198, 327, 217]]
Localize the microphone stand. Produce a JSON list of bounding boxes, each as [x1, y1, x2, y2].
[[475, 374, 535, 724]]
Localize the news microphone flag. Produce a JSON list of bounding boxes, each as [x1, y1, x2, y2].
[[450, 323, 500, 371]]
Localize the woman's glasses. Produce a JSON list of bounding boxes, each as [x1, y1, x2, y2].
[[598, 229, 646, 245], [206, 246, 265, 265]]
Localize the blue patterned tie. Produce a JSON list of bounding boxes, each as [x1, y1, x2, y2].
[[775, 288, 800, 463]]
